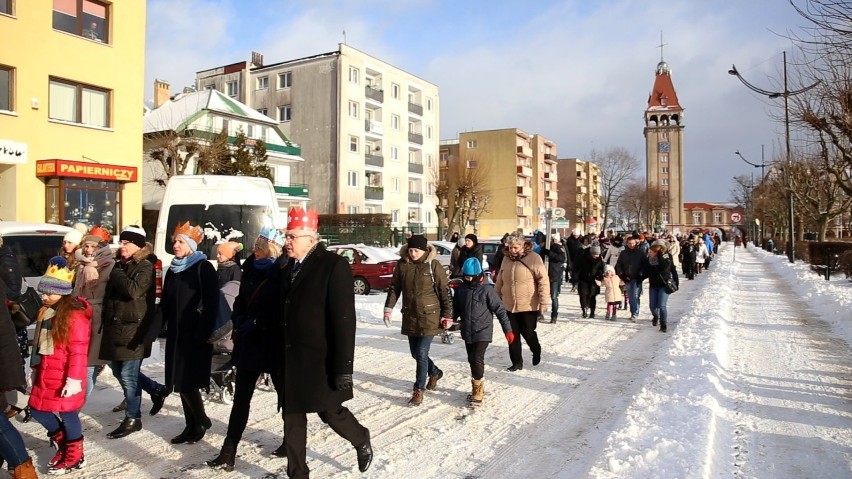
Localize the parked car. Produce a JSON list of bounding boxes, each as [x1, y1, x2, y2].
[[326, 244, 398, 295], [430, 240, 456, 275], [0, 221, 75, 293]]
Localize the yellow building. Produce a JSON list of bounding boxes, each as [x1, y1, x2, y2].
[[555, 158, 602, 233], [0, 1, 146, 236], [439, 128, 557, 239]]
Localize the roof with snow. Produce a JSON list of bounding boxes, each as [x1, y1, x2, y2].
[[646, 61, 682, 111], [143, 89, 277, 134]]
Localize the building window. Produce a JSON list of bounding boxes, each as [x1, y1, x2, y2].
[[278, 105, 291, 122], [714, 212, 722, 224], [662, 212, 669, 223], [426, 182, 434, 195], [392, 177, 400, 192], [0, 65, 13, 112], [204, 84, 215, 90], [391, 83, 400, 99], [660, 154, 668, 163], [45, 178, 121, 233], [347, 171, 358, 188], [466, 140, 477, 148], [392, 209, 399, 224], [391, 114, 400, 130], [257, 108, 268, 116], [391, 146, 399, 161], [226, 81, 238, 97], [662, 167, 669, 174], [426, 154, 433, 167], [349, 136, 358, 153], [257, 76, 268, 89], [426, 97, 433, 111], [661, 179, 668, 186], [53, 0, 109, 43], [347, 205, 358, 214], [349, 101, 359, 118], [278, 71, 292, 89], [426, 125, 433, 139], [693, 213, 702, 225], [349, 66, 359, 84], [467, 160, 477, 169], [1, 0, 12, 15], [426, 211, 432, 223], [49, 78, 109, 127]]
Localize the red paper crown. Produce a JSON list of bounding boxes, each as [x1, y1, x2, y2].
[[287, 208, 319, 231]]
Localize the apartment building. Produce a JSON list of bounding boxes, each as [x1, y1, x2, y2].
[[556, 158, 602, 233], [195, 44, 440, 230], [0, 1, 146, 231], [439, 128, 557, 239]]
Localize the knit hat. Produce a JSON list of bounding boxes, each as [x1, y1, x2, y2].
[[407, 234, 428, 251], [590, 245, 601, 255], [462, 257, 483, 276], [84, 226, 111, 246], [63, 229, 84, 246], [37, 256, 75, 296], [572, 228, 582, 236], [119, 225, 146, 248], [217, 241, 243, 260], [604, 264, 615, 274], [651, 239, 668, 253], [551, 232, 561, 242], [464, 234, 478, 245]]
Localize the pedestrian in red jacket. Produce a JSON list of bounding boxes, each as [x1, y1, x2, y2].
[[28, 256, 91, 475]]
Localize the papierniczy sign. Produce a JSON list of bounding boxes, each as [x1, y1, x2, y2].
[[36, 159, 137, 182]]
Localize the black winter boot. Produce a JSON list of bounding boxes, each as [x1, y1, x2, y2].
[[659, 321, 667, 333], [207, 437, 237, 471], [107, 417, 142, 439]]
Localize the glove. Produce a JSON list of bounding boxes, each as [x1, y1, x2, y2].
[[61, 378, 83, 398], [505, 331, 515, 344], [440, 317, 453, 329], [333, 374, 353, 391], [383, 312, 392, 327]]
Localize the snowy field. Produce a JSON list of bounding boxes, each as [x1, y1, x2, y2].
[[4, 243, 851, 478]]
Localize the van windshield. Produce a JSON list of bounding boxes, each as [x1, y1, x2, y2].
[[164, 204, 274, 257]]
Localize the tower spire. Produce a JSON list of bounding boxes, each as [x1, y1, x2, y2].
[[658, 31, 666, 62]]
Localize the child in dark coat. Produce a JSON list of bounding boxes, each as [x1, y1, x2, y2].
[[452, 258, 514, 405]]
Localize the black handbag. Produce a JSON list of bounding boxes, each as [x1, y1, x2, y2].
[[664, 278, 679, 294], [13, 286, 42, 327]]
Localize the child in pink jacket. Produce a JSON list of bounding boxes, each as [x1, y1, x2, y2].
[[601, 265, 624, 321], [29, 256, 91, 475]]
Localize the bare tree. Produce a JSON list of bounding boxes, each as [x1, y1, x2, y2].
[[788, 148, 852, 240], [437, 154, 492, 239], [145, 129, 230, 188], [618, 179, 648, 232], [590, 147, 640, 231]]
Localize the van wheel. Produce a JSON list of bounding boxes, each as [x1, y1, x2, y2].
[[353, 277, 370, 295]]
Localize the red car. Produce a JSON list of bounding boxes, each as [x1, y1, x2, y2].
[[327, 244, 398, 294]]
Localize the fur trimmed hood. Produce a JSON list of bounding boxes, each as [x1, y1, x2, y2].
[[398, 243, 438, 264]]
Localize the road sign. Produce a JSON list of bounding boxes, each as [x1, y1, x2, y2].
[[552, 219, 570, 227], [552, 207, 565, 218], [730, 212, 742, 224]]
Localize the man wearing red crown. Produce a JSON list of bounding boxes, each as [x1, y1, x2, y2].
[[278, 207, 373, 477]]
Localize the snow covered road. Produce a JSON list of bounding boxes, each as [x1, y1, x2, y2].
[[4, 244, 851, 479]]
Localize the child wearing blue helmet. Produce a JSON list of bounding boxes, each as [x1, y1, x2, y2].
[[452, 257, 514, 405]]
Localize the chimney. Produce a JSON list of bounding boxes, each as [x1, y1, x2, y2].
[[154, 79, 170, 109]]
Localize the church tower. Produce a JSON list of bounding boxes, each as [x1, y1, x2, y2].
[[644, 51, 684, 232]]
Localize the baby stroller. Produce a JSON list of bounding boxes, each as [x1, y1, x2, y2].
[[201, 281, 239, 405]]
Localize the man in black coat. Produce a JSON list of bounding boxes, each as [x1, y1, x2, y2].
[[615, 235, 647, 321], [278, 208, 372, 478], [546, 233, 567, 323]]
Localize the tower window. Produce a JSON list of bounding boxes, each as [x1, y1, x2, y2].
[[660, 154, 668, 163]]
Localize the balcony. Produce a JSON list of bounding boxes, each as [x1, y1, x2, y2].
[[408, 192, 423, 203], [365, 186, 384, 201], [408, 131, 423, 145], [516, 185, 531, 197], [365, 153, 384, 167], [274, 184, 309, 197], [517, 145, 532, 157], [408, 162, 423, 174], [365, 85, 384, 103], [517, 165, 532, 177], [544, 171, 556, 182], [544, 153, 558, 163], [546, 189, 558, 200], [516, 206, 533, 217], [408, 101, 423, 116], [365, 119, 383, 135]]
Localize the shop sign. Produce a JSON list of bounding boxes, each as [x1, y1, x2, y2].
[[0, 139, 27, 164], [36, 159, 137, 182]]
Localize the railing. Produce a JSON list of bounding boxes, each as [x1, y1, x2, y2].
[[365, 153, 384, 167], [408, 101, 423, 116], [544, 172, 556, 181], [408, 131, 423, 145], [408, 162, 423, 174], [546, 189, 558, 200], [516, 185, 531, 197], [517, 165, 532, 177], [365, 86, 384, 103], [517, 145, 532, 157], [365, 187, 384, 201], [274, 184, 309, 197], [544, 153, 557, 162], [408, 192, 423, 203], [365, 119, 383, 135]]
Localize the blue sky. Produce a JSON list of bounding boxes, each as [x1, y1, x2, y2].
[[145, 0, 808, 202]]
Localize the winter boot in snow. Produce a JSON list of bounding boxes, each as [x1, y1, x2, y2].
[[604, 312, 611, 321], [11, 458, 37, 479], [408, 388, 424, 406], [49, 436, 84, 475], [112, 398, 127, 413], [581, 308, 588, 318], [47, 426, 66, 467], [426, 369, 443, 391], [355, 430, 373, 472], [588, 309, 595, 319], [468, 379, 484, 404], [652, 316, 658, 327], [659, 321, 667, 333], [107, 417, 142, 439], [207, 437, 237, 472]]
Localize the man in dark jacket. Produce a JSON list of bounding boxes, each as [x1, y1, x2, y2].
[[546, 233, 567, 323], [615, 235, 647, 321], [100, 225, 166, 439], [279, 208, 372, 478], [565, 228, 583, 284]]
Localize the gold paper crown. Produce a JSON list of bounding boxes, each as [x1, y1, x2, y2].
[[45, 262, 76, 284], [173, 221, 203, 244]]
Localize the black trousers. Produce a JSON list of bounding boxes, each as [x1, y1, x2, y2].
[[284, 406, 369, 479], [507, 311, 541, 367], [225, 368, 283, 445], [465, 341, 489, 380], [577, 281, 598, 313], [179, 390, 209, 432]]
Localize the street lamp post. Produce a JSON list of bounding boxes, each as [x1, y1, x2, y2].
[[734, 145, 773, 246], [728, 51, 820, 263]]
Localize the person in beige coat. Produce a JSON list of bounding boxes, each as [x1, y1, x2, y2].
[[495, 232, 549, 371], [601, 265, 623, 321]]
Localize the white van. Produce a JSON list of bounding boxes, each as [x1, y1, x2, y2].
[[154, 175, 283, 270]]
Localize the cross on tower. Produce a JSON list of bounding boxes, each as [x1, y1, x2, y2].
[[658, 31, 667, 62]]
